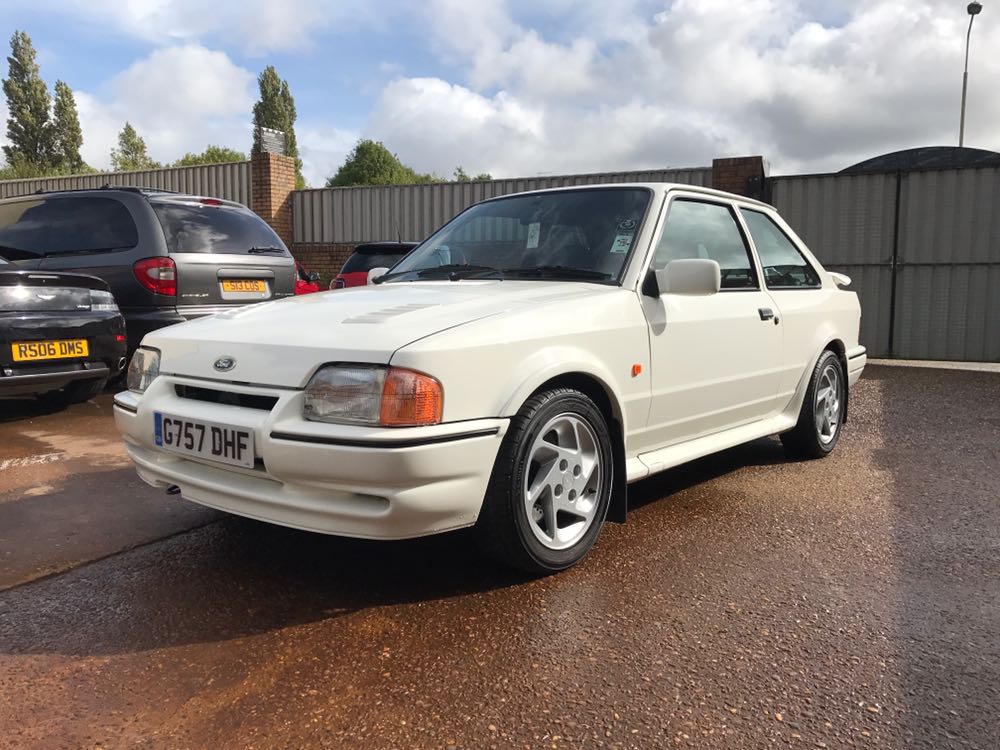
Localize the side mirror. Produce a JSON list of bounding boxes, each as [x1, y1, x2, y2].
[[829, 271, 852, 288], [367, 267, 390, 285], [307, 271, 321, 283], [655, 259, 721, 296]]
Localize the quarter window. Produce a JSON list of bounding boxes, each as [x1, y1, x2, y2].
[[0, 197, 138, 260], [740, 209, 820, 288], [652, 199, 758, 289]]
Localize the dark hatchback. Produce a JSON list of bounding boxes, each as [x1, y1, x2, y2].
[[0, 256, 126, 403], [0, 188, 295, 355], [330, 241, 418, 289]]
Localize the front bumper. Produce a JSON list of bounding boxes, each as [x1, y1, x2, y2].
[[113, 375, 508, 540]]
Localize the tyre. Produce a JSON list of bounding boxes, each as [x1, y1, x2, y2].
[[476, 388, 614, 574], [780, 350, 845, 459], [39, 377, 108, 407]]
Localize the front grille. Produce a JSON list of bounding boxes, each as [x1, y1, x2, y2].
[[175, 384, 278, 411]]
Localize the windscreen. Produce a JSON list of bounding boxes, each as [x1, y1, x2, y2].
[[342, 252, 409, 273], [153, 202, 289, 255], [385, 188, 651, 283]]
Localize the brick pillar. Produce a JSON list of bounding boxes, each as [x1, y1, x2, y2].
[[712, 156, 768, 200], [250, 151, 296, 247]]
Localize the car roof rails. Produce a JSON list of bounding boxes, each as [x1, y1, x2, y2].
[[30, 185, 184, 196]]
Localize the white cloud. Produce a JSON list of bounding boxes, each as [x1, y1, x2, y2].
[[297, 123, 359, 187], [75, 45, 255, 170], [368, 77, 722, 178], [43, 0, 397, 55], [368, 0, 1000, 177], [5, 0, 999, 181]]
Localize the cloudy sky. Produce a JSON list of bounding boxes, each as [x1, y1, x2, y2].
[[1, 0, 997, 185]]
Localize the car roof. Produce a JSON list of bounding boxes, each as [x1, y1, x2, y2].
[[478, 182, 773, 210], [0, 186, 245, 209]]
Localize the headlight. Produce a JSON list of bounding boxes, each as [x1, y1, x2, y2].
[[303, 364, 443, 427], [127, 347, 160, 393], [89, 289, 119, 311]]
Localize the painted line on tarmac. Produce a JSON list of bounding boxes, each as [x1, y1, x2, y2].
[[0, 452, 65, 472]]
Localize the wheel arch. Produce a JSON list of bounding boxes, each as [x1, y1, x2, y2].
[[516, 370, 629, 524]]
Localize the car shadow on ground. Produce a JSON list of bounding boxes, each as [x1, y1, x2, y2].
[[0, 433, 798, 659], [626, 435, 794, 512], [0, 396, 67, 422], [0, 380, 120, 423]]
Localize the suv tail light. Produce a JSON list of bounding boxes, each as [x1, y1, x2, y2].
[[133, 257, 177, 296]]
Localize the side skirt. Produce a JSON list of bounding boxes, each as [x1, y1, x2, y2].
[[632, 414, 798, 478]]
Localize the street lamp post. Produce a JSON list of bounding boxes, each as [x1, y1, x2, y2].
[[959, 1, 984, 147]]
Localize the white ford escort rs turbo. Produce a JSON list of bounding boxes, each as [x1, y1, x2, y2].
[[115, 183, 866, 573]]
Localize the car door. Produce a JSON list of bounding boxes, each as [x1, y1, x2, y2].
[[34, 195, 144, 305], [638, 195, 783, 451], [738, 207, 829, 402], [0, 197, 48, 270]]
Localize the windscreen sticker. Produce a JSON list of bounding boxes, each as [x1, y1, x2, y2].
[[526, 222, 541, 249], [610, 231, 634, 254]]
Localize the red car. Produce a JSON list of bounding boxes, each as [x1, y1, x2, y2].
[[295, 262, 322, 294], [330, 241, 417, 289]]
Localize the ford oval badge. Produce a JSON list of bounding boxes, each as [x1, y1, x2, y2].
[[214, 356, 236, 372]]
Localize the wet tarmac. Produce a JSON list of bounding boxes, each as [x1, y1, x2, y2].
[[0, 365, 997, 749]]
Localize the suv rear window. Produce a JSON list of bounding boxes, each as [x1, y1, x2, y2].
[[0, 196, 138, 259], [153, 202, 288, 255], [341, 251, 408, 273]]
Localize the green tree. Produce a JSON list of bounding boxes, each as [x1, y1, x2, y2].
[[0, 158, 44, 180], [2, 31, 54, 169], [453, 166, 492, 182], [51, 79, 85, 172], [173, 145, 247, 167], [251, 65, 304, 188], [110, 122, 160, 172], [327, 139, 442, 187]]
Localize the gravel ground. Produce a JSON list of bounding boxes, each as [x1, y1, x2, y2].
[[0, 365, 997, 749]]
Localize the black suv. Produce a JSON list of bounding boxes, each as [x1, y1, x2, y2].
[[0, 188, 295, 353]]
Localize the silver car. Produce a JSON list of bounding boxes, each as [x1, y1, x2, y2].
[[0, 188, 295, 354]]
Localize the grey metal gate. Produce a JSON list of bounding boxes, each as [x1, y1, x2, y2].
[[770, 166, 999, 362]]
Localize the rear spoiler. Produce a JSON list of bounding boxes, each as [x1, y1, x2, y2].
[[829, 272, 852, 288]]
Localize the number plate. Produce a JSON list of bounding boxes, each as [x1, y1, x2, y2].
[[11, 339, 89, 362], [154, 412, 255, 469], [221, 279, 267, 293]]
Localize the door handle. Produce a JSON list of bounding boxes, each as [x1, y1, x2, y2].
[[758, 307, 774, 321]]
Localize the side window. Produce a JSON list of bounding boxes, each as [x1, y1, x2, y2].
[[740, 209, 820, 288], [0, 199, 48, 260], [0, 197, 137, 260], [652, 199, 757, 289]]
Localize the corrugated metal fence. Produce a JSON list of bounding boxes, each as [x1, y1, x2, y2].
[[293, 167, 712, 244], [771, 166, 1000, 361], [0, 161, 252, 206], [2, 156, 995, 361]]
